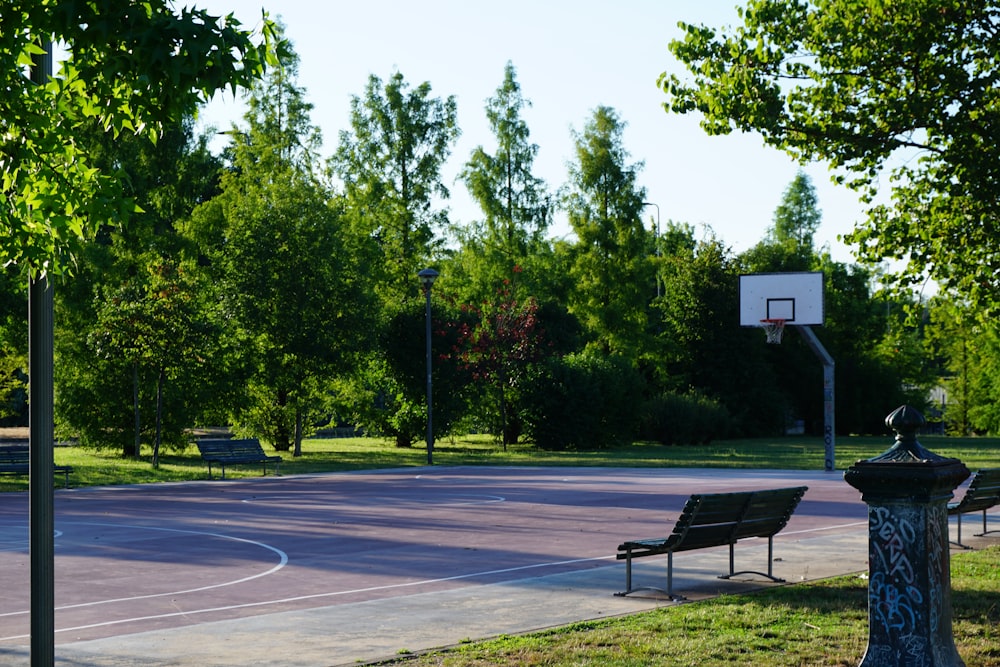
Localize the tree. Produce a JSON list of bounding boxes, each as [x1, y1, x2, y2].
[[1, 2, 279, 277], [331, 71, 460, 448], [191, 43, 373, 455], [457, 62, 551, 303], [662, 1, 1000, 314], [0, 266, 26, 426], [770, 171, 822, 257], [460, 287, 547, 448], [54, 119, 226, 457], [563, 106, 653, 362], [85, 259, 214, 465], [332, 71, 460, 299], [924, 296, 987, 435], [658, 231, 785, 435]]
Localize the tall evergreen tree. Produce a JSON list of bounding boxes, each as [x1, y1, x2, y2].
[[332, 71, 460, 300], [457, 62, 550, 301], [563, 106, 652, 362], [771, 171, 822, 254], [330, 71, 461, 448]]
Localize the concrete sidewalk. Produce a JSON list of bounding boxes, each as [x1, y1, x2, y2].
[[6, 528, 878, 667]]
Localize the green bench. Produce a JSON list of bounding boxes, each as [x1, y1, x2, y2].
[[616, 486, 808, 600], [195, 438, 282, 480], [0, 445, 74, 488], [948, 468, 1000, 548]]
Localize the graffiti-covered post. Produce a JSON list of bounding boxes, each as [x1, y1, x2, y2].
[[844, 405, 970, 667]]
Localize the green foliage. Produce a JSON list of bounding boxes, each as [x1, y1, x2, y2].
[[658, 232, 786, 436], [53, 118, 230, 456], [459, 289, 549, 447], [0, 266, 27, 425], [0, 346, 27, 425], [456, 62, 551, 306], [56, 258, 216, 456], [663, 1, 1000, 315], [770, 171, 821, 251], [191, 44, 374, 453], [639, 391, 732, 446], [563, 106, 653, 362], [923, 296, 1000, 435], [332, 70, 460, 300], [1, 1, 281, 277], [521, 353, 643, 450], [340, 298, 472, 448]]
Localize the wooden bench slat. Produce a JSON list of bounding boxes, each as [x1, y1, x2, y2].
[[0, 445, 74, 488], [948, 468, 1000, 548], [616, 486, 807, 599], [195, 438, 282, 480]]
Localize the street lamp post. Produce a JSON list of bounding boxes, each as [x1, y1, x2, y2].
[[417, 268, 439, 465], [642, 201, 661, 298]]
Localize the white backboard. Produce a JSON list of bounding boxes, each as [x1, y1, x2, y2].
[[739, 271, 824, 326]]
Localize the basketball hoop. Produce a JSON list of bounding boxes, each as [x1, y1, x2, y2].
[[760, 319, 786, 344]]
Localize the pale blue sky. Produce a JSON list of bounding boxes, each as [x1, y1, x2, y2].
[[197, 1, 866, 263]]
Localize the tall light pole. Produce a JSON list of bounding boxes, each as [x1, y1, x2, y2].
[[642, 201, 661, 298], [30, 38, 56, 667], [417, 268, 439, 465]]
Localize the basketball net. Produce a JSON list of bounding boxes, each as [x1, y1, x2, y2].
[[761, 319, 786, 344]]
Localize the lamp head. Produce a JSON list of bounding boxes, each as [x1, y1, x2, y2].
[[417, 268, 439, 290]]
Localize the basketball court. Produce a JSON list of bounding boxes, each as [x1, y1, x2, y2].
[[0, 464, 893, 665]]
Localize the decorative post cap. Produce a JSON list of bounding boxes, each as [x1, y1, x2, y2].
[[869, 404, 946, 463], [844, 405, 969, 502]]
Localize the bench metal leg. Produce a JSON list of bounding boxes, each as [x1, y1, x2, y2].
[[667, 551, 680, 600], [615, 549, 635, 596], [951, 513, 971, 549], [975, 509, 999, 537], [719, 537, 785, 583], [615, 549, 685, 600]]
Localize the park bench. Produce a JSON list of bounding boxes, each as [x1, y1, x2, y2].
[[948, 468, 1000, 549], [0, 445, 74, 488], [615, 486, 808, 600], [196, 438, 282, 480]]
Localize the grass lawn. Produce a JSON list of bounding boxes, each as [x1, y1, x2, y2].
[[378, 546, 1000, 666], [1, 432, 998, 491]]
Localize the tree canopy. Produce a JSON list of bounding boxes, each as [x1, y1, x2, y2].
[[661, 1, 1000, 313], [1, 1, 280, 276]]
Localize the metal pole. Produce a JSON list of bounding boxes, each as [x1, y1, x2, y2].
[[29, 39, 56, 667], [796, 325, 836, 472], [424, 284, 433, 465]]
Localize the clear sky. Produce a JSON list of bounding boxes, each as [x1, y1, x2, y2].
[[196, 0, 867, 263]]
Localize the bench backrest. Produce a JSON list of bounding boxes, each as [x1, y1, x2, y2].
[[672, 486, 808, 548], [196, 438, 265, 458], [0, 446, 30, 465], [953, 468, 1000, 513]]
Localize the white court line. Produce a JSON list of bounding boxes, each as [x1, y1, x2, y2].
[[0, 522, 287, 620], [0, 555, 611, 640], [0, 517, 871, 641], [240, 493, 506, 507], [782, 520, 867, 536]]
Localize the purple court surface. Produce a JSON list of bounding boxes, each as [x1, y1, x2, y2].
[[0, 466, 871, 649]]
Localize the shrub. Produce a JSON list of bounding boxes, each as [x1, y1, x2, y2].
[[521, 353, 643, 450], [639, 391, 732, 445]]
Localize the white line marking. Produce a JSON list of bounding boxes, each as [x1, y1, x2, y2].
[[0, 555, 610, 640], [0, 505, 872, 641], [0, 522, 287, 621]]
